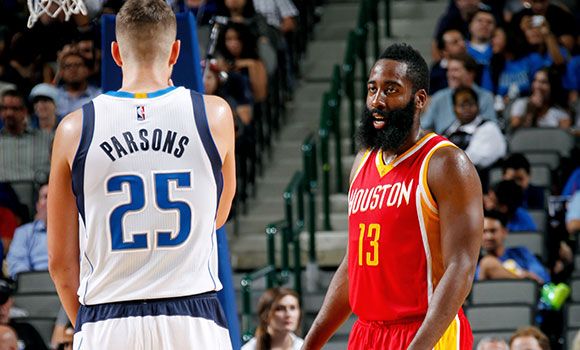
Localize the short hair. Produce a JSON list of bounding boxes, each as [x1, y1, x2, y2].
[[437, 29, 462, 51], [476, 337, 509, 350], [1, 89, 25, 105], [510, 326, 550, 350], [484, 209, 508, 228], [448, 52, 479, 73], [452, 85, 479, 105], [378, 43, 429, 93], [470, 6, 497, 24], [503, 153, 530, 173], [492, 179, 523, 214], [116, 0, 177, 63]]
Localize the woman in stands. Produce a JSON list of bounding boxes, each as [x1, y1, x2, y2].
[[490, 24, 545, 99], [217, 22, 268, 103], [242, 287, 303, 350], [510, 67, 571, 130]]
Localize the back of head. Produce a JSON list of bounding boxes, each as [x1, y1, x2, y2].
[[492, 179, 523, 214], [378, 43, 429, 94], [484, 209, 508, 228], [503, 153, 530, 174], [510, 326, 550, 350], [115, 0, 177, 64]]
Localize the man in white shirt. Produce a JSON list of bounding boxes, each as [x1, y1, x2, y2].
[[444, 85, 505, 169]]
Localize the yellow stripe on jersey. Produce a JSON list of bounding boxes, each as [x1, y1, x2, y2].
[[134, 93, 148, 98], [420, 141, 456, 211], [434, 315, 460, 350]]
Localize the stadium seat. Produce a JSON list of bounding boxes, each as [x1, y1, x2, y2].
[[571, 277, 580, 303], [565, 303, 580, 344], [509, 127, 574, 157], [527, 209, 548, 232], [470, 279, 538, 306], [524, 151, 560, 171], [488, 167, 503, 187], [529, 165, 552, 189], [465, 304, 535, 333], [504, 231, 546, 263], [567, 328, 579, 349], [15, 271, 56, 294]]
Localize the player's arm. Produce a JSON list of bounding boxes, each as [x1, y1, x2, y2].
[[407, 146, 482, 350], [302, 151, 365, 349], [204, 95, 236, 229], [47, 109, 83, 326]]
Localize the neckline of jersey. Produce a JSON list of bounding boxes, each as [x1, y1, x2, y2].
[[377, 132, 436, 168], [104, 86, 178, 99]]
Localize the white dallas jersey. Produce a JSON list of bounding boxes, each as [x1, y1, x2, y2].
[[72, 86, 223, 305]]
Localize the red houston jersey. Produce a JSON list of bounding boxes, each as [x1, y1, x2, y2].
[[348, 133, 455, 321]]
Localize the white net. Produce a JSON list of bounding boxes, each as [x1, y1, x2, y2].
[[27, 0, 88, 28]]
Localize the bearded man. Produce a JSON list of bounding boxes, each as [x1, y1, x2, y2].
[[302, 43, 483, 350]]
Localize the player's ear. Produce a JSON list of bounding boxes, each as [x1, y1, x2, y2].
[[169, 40, 181, 67], [111, 41, 123, 68], [414, 89, 427, 110]]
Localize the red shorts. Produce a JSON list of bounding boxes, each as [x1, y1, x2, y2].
[[348, 310, 472, 350]]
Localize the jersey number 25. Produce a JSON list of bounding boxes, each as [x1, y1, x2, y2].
[[107, 172, 192, 250]]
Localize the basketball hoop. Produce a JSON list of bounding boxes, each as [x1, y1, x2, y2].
[[27, 0, 88, 28]]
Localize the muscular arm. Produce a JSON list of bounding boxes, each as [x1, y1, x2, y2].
[[204, 95, 236, 229], [408, 147, 483, 350], [302, 152, 365, 349], [47, 110, 83, 326]]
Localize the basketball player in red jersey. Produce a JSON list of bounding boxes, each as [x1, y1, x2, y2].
[[302, 43, 483, 349]]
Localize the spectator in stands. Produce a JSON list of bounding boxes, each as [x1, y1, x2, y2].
[[0, 278, 48, 350], [217, 22, 268, 102], [54, 323, 73, 350], [252, 0, 298, 35], [28, 83, 60, 132], [477, 210, 549, 285], [510, 0, 577, 54], [54, 50, 101, 116], [179, 0, 218, 25], [430, 29, 467, 95], [502, 153, 545, 209], [0, 324, 18, 350], [566, 190, 580, 235], [242, 286, 303, 350], [0, 207, 16, 257], [484, 179, 538, 231], [563, 55, 580, 109], [0, 89, 53, 184], [562, 165, 580, 196], [476, 337, 509, 350], [466, 6, 497, 92], [509, 326, 551, 350], [432, 0, 481, 62], [490, 24, 545, 98], [444, 85, 505, 170], [422, 53, 496, 134], [519, 14, 567, 68], [7, 183, 48, 279], [510, 67, 570, 130]]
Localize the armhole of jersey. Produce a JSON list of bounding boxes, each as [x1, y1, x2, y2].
[[71, 102, 95, 224], [419, 141, 456, 213], [190, 91, 223, 206], [349, 149, 373, 187]]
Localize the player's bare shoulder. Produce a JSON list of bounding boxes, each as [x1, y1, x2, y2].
[[202, 94, 234, 162], [53, 109, 83, 166], [427, 144, 481, 201]]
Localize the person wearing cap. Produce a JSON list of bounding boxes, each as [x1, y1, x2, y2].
[[0, 278, 48, 350], [28, 83, 61, 133]]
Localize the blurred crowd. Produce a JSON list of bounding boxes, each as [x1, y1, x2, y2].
[[425, 0, 580, 348]]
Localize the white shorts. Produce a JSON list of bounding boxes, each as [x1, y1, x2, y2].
[[74, 292, 232, 350]]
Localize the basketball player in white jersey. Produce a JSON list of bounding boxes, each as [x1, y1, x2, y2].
[[46, 0, 236, 348]]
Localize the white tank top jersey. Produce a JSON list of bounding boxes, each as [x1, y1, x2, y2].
[[71, 86, 223, 305]]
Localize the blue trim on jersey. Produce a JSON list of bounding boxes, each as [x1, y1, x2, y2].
[[190, 91, 224, 204], [75, 292, 228, 332], [82, 251, 95, 305], [72, 102, 96, 223], [104, 86, 177, 98]]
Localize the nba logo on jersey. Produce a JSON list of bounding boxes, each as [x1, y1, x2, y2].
[[136, 106, 145, 121]]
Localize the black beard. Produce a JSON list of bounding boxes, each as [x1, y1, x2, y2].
[[355, 97, 416, 152]]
